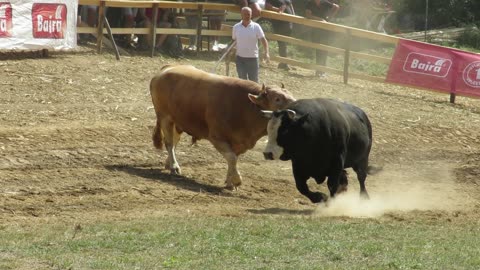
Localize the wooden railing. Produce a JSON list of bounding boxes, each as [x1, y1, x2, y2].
[[77, 0, 402, 84]]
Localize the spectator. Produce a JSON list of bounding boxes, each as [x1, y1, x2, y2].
[[185, 3, 226, 52], [207, 7, 227, 51], [185, 9, 199, 51], [137, 8, 172, 51], [79, 5, 97, 27], [122, 8, 139, 47], [265, 0, 295, 70], [232, 7, 270, 82], [105, 8, 139, 48], [305, 0, 339, 77], [77, 5, 97, 43], [235, 0, 262, 19]]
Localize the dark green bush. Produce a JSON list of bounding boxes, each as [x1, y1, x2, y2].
[[456, 26, 480, 49], [391, 0, 480, 30]]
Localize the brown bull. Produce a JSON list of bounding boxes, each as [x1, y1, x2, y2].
[[150, 64, 295, 189]]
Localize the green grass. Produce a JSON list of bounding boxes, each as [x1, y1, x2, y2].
[[265, 33, 395, 78], [1, 216, 480, 269]]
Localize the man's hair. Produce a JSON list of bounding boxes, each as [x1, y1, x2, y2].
[[241, 6, 252, 13]]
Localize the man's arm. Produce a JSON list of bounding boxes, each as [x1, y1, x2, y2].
[[265, 1, 286, 13], [327, 3, 340, 20], [260, 36, 270, 62], [305, 9, 326, 21], [289, 1, 295, 15]]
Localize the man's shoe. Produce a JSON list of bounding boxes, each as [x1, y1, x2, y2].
[[315, 71, 327, 78], [278, 63, 291, 71]]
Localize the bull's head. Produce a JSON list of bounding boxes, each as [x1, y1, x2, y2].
[[260, 109, 297, 161], [261, 109, 309, 161], [248, 83, 296, 111]]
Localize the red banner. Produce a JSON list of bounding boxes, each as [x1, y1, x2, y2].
[[0, 1, 77, 50], [32, 3, 67, 39], [387, 39, 480, 98], [0, 2, 12, 37]]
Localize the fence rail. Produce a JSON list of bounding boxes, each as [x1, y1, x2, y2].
[[77, 0, 402, 84]]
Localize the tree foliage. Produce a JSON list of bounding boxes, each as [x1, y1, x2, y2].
[[391, 0, 480, 30]]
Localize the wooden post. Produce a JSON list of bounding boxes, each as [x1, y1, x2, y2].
[[450, 93, 456, 103], [150, 4, 159, 57], [96, 1, 106, 53], [449, 64, 457, 104], [196, 5, 203, 52], [343, 29, 351, 84], [103, 17, 120, 61]]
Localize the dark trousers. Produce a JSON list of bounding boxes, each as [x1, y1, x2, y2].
[[271, 20, 292, 58], [272, 5, 293, 58], [236, 56, 259, 82], [312, 28, 331, 66]]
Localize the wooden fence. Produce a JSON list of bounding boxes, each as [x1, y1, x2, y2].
[[77, 0, 404, 85]]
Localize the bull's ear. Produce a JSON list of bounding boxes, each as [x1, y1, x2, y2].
[[260, 110, 273, 119], [248, 93, 258, 104], [286, 109, 296, 120], [281, 82, 285, 89]]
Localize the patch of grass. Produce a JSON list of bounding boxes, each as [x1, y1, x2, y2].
[[456, 26, 480, 50], [278, 39, 395, 77], [1, 216, 480, 269]]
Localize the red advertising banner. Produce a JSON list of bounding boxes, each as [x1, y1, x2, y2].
[[32, 3, 67, 39], [0, 2, 12, 37], [386, 39, 480, 98], [452, 50, 480, 97], [0, 1, 77, 50]]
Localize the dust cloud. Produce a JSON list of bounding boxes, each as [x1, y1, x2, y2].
[[314, 162, 473, 218]]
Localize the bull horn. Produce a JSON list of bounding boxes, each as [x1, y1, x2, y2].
[[281, 83, 285, 88], [287, 109, 296, 119], [260, 110, 273, 119], [261, 83, 266, 92], [248, 93, 258, 103]]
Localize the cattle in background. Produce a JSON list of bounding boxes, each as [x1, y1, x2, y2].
[[261, 98, 376, 203], [150, 64, 296, 190]]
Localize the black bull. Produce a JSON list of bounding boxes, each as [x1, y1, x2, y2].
[[262, 98, 379, 203]]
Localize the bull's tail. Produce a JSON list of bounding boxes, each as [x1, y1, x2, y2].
[[367, 165, 383, 175], [152, 120, 164, 150]]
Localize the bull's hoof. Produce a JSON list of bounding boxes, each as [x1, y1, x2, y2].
[[225, 173, 242, 190], [337, 184, 348, 194], [169, 165, 181, 175], [224, 181, 241, 191], [224, 184, 240, 191], [360, 191, 370, 200], [309, 192, 329, 204]]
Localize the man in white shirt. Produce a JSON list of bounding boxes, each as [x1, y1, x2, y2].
[[232, 7, 270, 83]]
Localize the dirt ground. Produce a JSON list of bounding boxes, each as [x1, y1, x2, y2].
[[1, 46, 480, 227]]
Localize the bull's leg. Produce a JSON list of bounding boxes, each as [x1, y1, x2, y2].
[[161, 118, 181, 174], [212, 141, 242, 190], [327, 157, 345, 198], [293, 164, 328, 203], [353, 160, 370, 199], [337, 170, 349, 194], [314, 176, 326, 184]]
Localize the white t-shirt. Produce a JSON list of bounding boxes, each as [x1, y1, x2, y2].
[[232, 21, 265, 58]]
